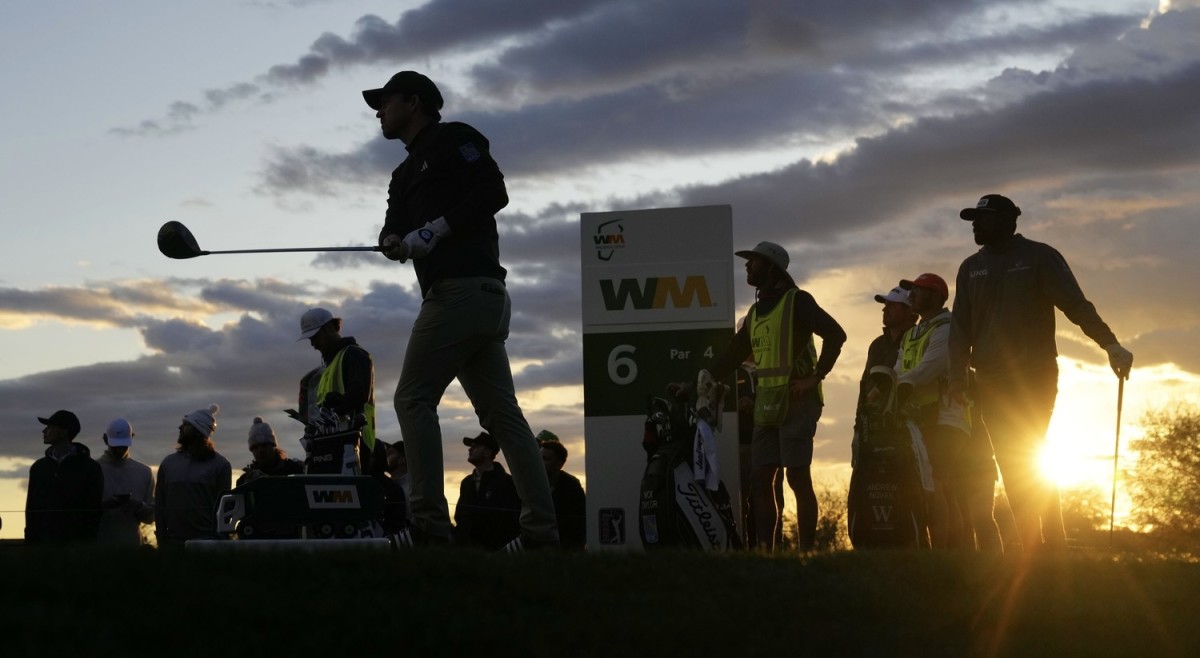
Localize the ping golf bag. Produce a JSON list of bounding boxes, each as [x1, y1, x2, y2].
[[847, 366, 933, 549], [301, 408, 365, 475], [638, 371, 741, 551]]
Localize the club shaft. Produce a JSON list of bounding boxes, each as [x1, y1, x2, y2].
[[203, 246, 381, 255], [1109, 376, 1124, 545]]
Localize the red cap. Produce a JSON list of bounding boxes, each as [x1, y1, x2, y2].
[[899, 273, 948, 300]]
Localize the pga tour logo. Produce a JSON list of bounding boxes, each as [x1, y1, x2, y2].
[[304, 485, 361, 509]]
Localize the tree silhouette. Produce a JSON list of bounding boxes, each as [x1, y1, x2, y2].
[[1127, 404, 1200, 547]]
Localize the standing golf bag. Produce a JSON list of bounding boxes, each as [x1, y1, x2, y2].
[[847, 366, 931, 549], [638, 375, 740, 551], [303, 429, 362, 475]]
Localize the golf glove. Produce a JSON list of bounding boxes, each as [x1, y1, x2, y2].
[[1104, 343, 1134, 379], [399, 217, 451, 262]]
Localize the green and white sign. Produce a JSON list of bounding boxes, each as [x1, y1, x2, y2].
[[581, 205, 738, 550]]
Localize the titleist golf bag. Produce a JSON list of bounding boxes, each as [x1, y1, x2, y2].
[[847, 366, 932, 549], [638, 371, 741, 551]]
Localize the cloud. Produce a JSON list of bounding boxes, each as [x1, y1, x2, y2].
[[250, 5, 1157, 202], [114, 0, 1137, 138], [112, 0, 618, 135], [675, 60, 1200, 245], [0, 280, 213, 328], [0, 273, 584, 470]]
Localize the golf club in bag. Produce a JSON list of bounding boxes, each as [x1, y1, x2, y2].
[[638, 371, 741, 551], [157, 221, 381, 259], [847, 366, 933, 549]]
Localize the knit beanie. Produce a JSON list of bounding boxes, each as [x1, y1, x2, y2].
[[247, 416, 277, 448], [183, 404, 220, 438]]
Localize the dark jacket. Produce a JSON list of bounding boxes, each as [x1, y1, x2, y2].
[[454, 462, 520, 550], [854, 327, 908, 432], [379, 121, 509, 297], [25, 442, 104, 544], [949, 234, 1117, 386], [716, 286, 847, 404], [155, 450, 233, 545], [550, 470, 587, 551], [236, 454, 305, 486]]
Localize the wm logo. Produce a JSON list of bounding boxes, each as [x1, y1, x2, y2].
[[599, 276, 713, 310], [305, 485, 361, 509], [312, 490, 354, 503]]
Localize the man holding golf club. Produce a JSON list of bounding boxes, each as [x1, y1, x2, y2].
[[364, 71, 558, 550], [949, 194, 1134, 553]]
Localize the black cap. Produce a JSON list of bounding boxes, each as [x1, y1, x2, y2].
[[362, 71, 444, 111], [960, 194, 1022, 221], [38, 410, 81, 438], [463, 432, 500, 454]]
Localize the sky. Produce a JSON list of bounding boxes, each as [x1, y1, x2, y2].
[[2, 0, 1199, 539]]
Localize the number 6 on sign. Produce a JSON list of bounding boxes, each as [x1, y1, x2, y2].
[[607, 344, 638, 385]]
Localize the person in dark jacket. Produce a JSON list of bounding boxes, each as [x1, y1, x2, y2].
[[537, 432, 587, 551], [949, 194, 1134, 553], [852, 285, 918, 466], [454, 432, 520, 550], [237, 417, 304, 486], [25, 410, 103, 544], [365, 70, 557, 550], [155, 404, 232, 547]]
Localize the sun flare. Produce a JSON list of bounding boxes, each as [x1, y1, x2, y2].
[[1038, 361, 1124, 492], [1038, 441, 1104, 489]]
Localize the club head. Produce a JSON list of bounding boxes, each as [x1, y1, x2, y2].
[[157, 221, 207, 259]]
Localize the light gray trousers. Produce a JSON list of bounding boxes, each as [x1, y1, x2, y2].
[[395, 277, 558, 542]]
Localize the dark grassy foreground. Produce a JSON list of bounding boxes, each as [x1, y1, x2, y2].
[[2, 546, 1199, 657]]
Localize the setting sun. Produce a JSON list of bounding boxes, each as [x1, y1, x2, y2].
[[1035, 358, 1200, 526], [1039, 359, 1126, 492]]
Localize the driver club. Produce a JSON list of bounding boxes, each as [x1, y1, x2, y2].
[[157, 221, 382, 260]]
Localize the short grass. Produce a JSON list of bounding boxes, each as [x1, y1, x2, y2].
[[2, 545, 1198, 657]]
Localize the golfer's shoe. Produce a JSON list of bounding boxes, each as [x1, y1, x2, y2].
[[388, 525, 451, 549], [499, 533, 559, 553]]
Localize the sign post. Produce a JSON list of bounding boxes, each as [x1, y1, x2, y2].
[[581, 205, 737, 550]]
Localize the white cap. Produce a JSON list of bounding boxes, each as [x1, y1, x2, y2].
[[298, 308, 336, 341], [734, 241, 789, 272], [105, 418, 134, 447], [874, 286, 911, 306]]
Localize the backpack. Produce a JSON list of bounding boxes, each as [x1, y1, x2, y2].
[[638, 373, 741, 551], [847, 366, 930, 549]]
